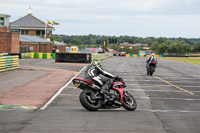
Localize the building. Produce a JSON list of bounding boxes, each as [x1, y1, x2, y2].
[[0, 7, 67, 53], [10, 7, 53, 39], [20, 35, 52, 53], [0, 14, 20, 53]]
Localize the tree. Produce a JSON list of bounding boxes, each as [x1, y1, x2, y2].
[[158, 43, 168, 54], [193, 43, 200, 52], [150, 42, 159, 54], [90, 38, 96, 44], [70, 37, 82, 45]]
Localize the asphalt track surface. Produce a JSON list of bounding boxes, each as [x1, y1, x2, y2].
[[0, 57, 200, 133]]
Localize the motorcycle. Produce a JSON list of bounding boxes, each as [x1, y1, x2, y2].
[[72, 77, 137, 111], [147, 61, 157, 76]]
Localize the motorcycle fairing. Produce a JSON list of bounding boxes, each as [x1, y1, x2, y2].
[[112, 82, 124, 104]]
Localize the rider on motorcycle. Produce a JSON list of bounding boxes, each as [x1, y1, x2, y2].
[[146, 53, 157, 69], [84, 59, 117, 95]]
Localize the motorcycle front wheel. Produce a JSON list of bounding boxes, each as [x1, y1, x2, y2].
[[122, 91, 137, 111], [79, 90, 101, 111]]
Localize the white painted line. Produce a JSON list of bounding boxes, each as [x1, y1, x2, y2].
[[128, 84, 171, 86], [59, 94, 79, 96], [40, 66, 86, 110], [47, 106, 200, 113], [168, 81, 200, 83], [137, 97, 200, 101], [136, 109, 200, 113], [124, 80, 160, 81], [58, 94, 200, 101], [127, 89, 200, 93], [141, 85, 173, 87], [135, 85, 200, 88], [180, 86, 200, 88]]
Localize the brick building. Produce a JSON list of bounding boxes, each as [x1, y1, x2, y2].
[[0, 14, 20, 53], [10, 9, 53, 39], [0, 7, 67, 54]]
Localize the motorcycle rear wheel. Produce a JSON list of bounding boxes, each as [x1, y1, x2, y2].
[[79, 90, 101, 111], [122, 92, 137, 111], [150, 66, 155, 76]]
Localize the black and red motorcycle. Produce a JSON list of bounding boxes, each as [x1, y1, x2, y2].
[[72, 77, 137, 111], [147, 61, 157, 76]]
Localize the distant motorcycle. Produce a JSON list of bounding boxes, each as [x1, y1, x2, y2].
[[147, 61, 157, 76], [72, 77, 137, 111]]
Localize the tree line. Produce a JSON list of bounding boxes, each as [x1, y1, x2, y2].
[[53, 34, 200, 54]]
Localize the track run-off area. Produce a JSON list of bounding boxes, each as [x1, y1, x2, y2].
[[1, 57, 200, 133]]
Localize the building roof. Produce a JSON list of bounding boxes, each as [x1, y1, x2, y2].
[[54, 41, 66, 46], [20, 35, 52, 44], [0, 14, 10, 18], [10, 14, 52, 29]]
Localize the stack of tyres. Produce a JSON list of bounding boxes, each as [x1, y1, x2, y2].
[[43, 53, 47, 59], [21, 53, 30, 59], [34, 53, 39, 58], [52, 53, 56, 59], [30, 52, 34, 59], [0, 55, 19, 72], [0, 57, 5, 72], [0, 53, 8, 56], [46, 53, 51, 59], [12, 56, 19, 70], [38, 53, 43, 59], [5, 56, 12, 71]]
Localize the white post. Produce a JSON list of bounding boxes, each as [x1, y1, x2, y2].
[[45, 22, 47, 39]]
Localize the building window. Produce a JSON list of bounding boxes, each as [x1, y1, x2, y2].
[[0, 18, 4, 26], [21, 30, 29, 35], [36, 30, 45, 36], [28, 46, 34, 52], [20, 46, 28, 53], [20, 46, 34, 53], [10, 29, 19, 33]]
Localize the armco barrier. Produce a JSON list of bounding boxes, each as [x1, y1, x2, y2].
[[92, 53, 113, 61], [92, 53, 106, 61], [122, 54, 162, 57], [0, 55, 19, 72], [56, 53, 91, 63]]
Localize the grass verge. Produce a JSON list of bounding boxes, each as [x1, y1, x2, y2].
[[161, 57, 200, 65]]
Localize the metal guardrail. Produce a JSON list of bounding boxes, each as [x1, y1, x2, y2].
[[92, 53, 113, 61]]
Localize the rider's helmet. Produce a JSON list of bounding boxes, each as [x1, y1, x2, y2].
[[151, 53, 155, 56], [91, 59, 102, 68]]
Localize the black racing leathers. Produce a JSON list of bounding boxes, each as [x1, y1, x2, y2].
[[84, 65, 114, 91], [146, 56, 157, 68]]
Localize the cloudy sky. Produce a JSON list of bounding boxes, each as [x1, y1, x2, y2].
[[1, 0, 200, 38]]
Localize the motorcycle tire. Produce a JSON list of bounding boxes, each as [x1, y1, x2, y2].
[[79, 90, 101, 111], [150, 67, 155, 76], [122, 92, 137, 111]]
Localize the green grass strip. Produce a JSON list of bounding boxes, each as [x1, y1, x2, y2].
[[161, 57, 200, 65]]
